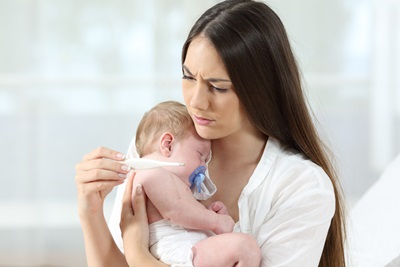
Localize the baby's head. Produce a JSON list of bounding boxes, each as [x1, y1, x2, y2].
[[135, 101, 195, 157], [136, 100, 211, 182]]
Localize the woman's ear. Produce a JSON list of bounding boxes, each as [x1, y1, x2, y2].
[[159, 132, 174, 157]]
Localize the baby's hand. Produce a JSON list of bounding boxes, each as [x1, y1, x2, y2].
[[208, 201, 234, 234], [213, 214, 235, 234], [207, 201, 228, 215]]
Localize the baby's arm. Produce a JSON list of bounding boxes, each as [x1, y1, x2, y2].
[[137, 169, 234, 234]]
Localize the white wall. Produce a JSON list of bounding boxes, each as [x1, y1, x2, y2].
[[0, 0, 399, 266]]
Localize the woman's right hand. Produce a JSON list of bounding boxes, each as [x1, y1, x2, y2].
[[75, 146, 131, 217]]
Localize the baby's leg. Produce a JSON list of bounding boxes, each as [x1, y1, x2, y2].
[[192, 232, 261, 267]]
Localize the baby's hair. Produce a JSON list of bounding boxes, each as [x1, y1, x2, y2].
[[135, 101, 193, 157]]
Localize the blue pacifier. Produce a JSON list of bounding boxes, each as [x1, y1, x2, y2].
[[189, 166, 206, 193]]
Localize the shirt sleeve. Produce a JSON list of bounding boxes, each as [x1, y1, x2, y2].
[[250, 164, 335, 267]]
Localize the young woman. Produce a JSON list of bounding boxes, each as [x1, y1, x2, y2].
[[75, 0, 346, 266]]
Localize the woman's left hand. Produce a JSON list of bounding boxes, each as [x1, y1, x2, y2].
[[120, 172, 168, 267], [120, 171, 149, 254]]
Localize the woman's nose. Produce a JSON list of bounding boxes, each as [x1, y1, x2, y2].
[[190, 83, 209, 110]]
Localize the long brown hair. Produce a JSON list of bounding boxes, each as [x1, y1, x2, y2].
[[182, 0, 346, 266]]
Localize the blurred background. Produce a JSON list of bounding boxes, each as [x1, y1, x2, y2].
[[0, 0, 399, 266]]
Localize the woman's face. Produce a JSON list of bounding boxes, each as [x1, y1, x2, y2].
[[182, 37, 249, 140]]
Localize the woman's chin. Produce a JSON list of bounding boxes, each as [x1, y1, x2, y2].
[[194, 126, 215, 140]]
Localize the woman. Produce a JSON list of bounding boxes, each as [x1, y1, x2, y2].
[[75, 0, 346, 266]]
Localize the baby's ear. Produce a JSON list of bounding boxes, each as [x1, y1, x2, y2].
[[159, 132, 174, 157]]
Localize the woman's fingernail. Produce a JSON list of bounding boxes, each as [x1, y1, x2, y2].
[[121, 165, 131, 171], [116, 153, 125, 159], [136, 184, 143, 195], [118, 173, 127, 178]]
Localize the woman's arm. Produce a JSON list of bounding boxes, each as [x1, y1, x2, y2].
[[120, 173, 169, 267], [80, 211, 129, 267], [75, 146, 130, 267]]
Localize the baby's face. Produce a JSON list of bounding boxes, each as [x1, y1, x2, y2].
[[172, 129, 211, 182]]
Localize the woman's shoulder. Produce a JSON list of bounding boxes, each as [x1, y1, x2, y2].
[[240, 138, 335, 240], [265, 138, 333, 192]]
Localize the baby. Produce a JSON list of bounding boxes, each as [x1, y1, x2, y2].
[[131, 101, 261, 267]]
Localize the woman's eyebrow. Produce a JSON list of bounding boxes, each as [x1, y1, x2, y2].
[[182, 65, 231, 83], [207, 77, 231, 83]]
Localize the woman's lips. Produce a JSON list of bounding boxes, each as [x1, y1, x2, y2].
[[193, 115, 213, 126]]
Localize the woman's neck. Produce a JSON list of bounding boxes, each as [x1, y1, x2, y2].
[[204, 130, 267, 221], [211, 129, 267, 169]]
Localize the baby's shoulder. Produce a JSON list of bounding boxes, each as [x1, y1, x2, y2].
[[134, 168, 180, 186], [134, 168, 169, 184]]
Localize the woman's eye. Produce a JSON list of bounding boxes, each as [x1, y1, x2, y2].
[[210, 85, 228, 93], [182, 74, 195, 81]]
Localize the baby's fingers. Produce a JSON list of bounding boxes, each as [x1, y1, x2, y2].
[[208, 201, 228, 215]]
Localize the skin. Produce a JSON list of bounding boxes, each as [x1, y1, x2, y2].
[[182, 36, 267, 221]]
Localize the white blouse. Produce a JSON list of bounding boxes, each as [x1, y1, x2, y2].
[[108, 137, 335, 266]]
